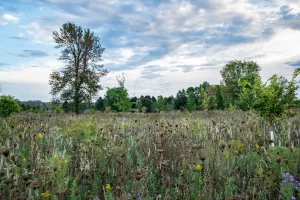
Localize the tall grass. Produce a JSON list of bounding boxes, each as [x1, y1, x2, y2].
[[0, 111, 299, 199]]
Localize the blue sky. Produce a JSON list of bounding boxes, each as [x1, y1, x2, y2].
[[0, 0, 299, 101]]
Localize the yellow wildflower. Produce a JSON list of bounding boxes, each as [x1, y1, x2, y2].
[[105, 184, 112, 190], [180, 169, 184, 174], [255, 144, 260, 149], [224, 151, 230, 159], [238, 143, 244, 149], [37, 133, 43, 139], [195, 163, 202, 171], [234, 150, 239, 154], [41, 190, 51, 198]]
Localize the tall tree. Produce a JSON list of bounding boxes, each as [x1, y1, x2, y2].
[[220, 60, 261, 109], [49, 22, 108, 114], [175, 89, 187, 109], [200, 87, 208, 111], [186, 91, 196, 112], [215, 85, 224, 110], [95, 97, 104, 111]]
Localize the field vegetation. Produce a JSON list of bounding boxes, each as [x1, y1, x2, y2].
[[0, 111, 299, 199]]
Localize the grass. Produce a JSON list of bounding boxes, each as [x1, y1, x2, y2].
[[0, 111, 299, 200]]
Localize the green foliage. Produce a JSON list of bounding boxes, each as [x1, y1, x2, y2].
[[139, 95, 154, 112], [200, 87, 208, 110], [221, 60, 261, 109], [62, 100, 70, 113], [141, 106, 147, 113], [216, 85, 224, 110], [227, 103, 234, 110], [175, 89, 187, 109], [55, 106, 63, 113], [239, 74, 299, 121], [49, 22, 108, 114], [104, 87, 131, 112], [186, 91, 196, 112], [155, 95, 167, 112], [95, 96, 104, 111], [293, 68, 300, 78], [0, 95, 20, 117]]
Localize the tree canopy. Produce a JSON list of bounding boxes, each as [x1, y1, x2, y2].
[[220, 60, 261, 109], [49, 22, 108, 114]]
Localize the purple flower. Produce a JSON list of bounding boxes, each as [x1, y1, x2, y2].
[[128, 193, 132, 198], [282, 179, 288, 184], [291, 196, 296, 200], [93, 198, 100, 200], [283, 173, 290, 178], [290, 175, 295, 182], [137, 193, 141, 197]]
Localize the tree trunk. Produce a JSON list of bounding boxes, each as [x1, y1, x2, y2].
[[74, 89, 79, 114]]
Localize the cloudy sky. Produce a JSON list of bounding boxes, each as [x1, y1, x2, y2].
[[0, 0, 299, 101]]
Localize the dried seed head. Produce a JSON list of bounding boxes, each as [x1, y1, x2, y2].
[[2, 149, 10, 157]]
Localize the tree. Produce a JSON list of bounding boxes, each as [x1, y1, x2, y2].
[[0, 95, 20, 117], [165, 96, 175, 111], [104, 87, 131, 112], [239, 74, 299, 122], [186, 91, 196, 112], [130, 97, 138, 109], [155, 95, 167, 112], [175, 89, 187, 109], [62, 100, 70, 113], [49, 22, 108, 114], [294, 68, 300, 77], [95, 97, 104, 111], [220, 60, 261, 109], [200, 88, 209, 111], [140, 95, 153, 112], [215, 85, 224, 110]]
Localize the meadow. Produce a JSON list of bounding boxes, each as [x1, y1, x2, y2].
[[0, 111, 299, 200]]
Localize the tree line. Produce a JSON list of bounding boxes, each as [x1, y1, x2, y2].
[[0, 22, 299, 118]]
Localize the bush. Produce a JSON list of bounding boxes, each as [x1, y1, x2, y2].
[[0, 95, 20, 117]]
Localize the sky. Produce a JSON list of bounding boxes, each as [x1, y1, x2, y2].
[[0, 0, 300, 101]]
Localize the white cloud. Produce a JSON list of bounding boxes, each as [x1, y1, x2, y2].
[[22, 22, 58, 43], [2, 0, 300, 100], [2, 13, 20, 24]]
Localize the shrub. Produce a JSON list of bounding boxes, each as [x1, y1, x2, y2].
[[0, 95, 20, 117]]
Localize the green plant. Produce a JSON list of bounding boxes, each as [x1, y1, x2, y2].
[[0, 95, 20, 117]]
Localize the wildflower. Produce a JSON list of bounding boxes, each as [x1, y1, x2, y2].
[[255, 144, 260, 149], [37, 133, 43, 139], [180, 169, 184, 174], [195, 163, 202, 171], [93, 198, 100, 200], [238, 143, 244, 149], [137, 193, 142, 199], [105, 184, 112, 190], [233, 150, 239, 154], [291, 196, 296, 200], [224, 151, 230, 159], [289, 175, 295, 182], [41, 190, 51, 198]]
